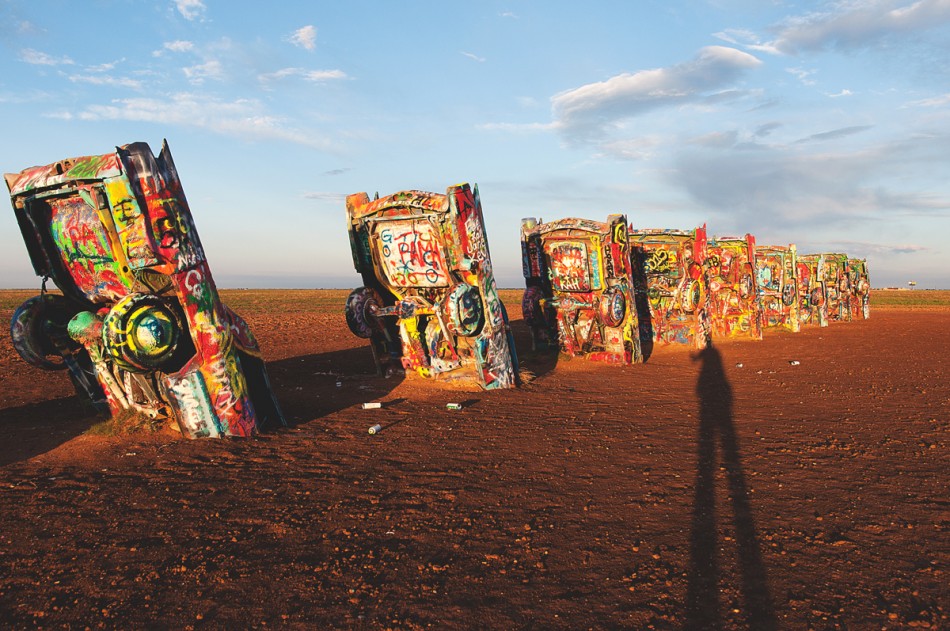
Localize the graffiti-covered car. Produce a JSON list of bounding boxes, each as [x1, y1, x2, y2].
[[755, 244, 800, 333], [796, 254, 828, 327], [628, 225, 711, 350], [848, 258, 871, 320], [344, 184, 518, 390], [706, 234, 762, 341], [821, 253, 852, 323], [520, 214, 643, 364], [5, 141, 285, 438]]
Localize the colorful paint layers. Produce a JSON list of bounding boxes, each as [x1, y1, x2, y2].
[[706, 234, 763, 341], [5, 141, 285, 438], [628, 226, 712, 350], [344, 184, 518, 389], [520, 215, 643, 364]]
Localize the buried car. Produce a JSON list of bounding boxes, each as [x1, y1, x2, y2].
[[344, 184, 518, 390], [821, 253, 852, 323], [755, 244, 800, 333], [520, 214, 643, 364], [796, 254, 828, 327], [705, 234, 763, 341], [628, 225, 711, 350], [5, 141, 285, 438], [848, 258, 871, 320]]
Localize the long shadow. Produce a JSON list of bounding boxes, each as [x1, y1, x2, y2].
[[686, 343, 776, 630], [0, 395, 103, 467], [505, 316, 559, 380]]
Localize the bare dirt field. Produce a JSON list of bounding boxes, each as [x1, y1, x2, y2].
[[0, 289, 947, 629]]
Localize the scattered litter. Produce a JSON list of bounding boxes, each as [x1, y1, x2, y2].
[[446, 403, 463, 410], [789, 360, 800, 366], [735, 363, 744, 368], [385, 530, 396, 535], [362, 402, 382, 410], [368, 424, 383, 435], [335, 381, 343, 387]]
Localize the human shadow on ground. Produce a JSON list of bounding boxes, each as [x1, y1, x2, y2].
[[685, 343, 777, 630]]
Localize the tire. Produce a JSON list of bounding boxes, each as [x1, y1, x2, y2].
[[782, 282, 797, 306], [682, 280, 703, 314], [345, 287, 384, 339], [598, 288, 626, 328], [10, 294, 78, 370], [443, 283, 484, 337]]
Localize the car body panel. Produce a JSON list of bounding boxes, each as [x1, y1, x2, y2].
[[520, 215, 643, 364], [628, 225, 711, 350], [848, 258, 871, 320], [796, 254, 828, 327], [706, 234, 763, 341], [344, 184, 518, 390], [5, 141, 285, 438]]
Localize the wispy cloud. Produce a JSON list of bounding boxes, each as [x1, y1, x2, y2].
[[765, 0, 950, 55], [499, 11, 518, 19], [154, 40, 195, 56], [68, 74, 142, 89], [786, 66, 816, 85], [551, 46, 762, 144], [52, 93, 334, 149], [828, 89, 853, 98], [324, 168, 352, 176], [904, 93, 950, 107], [795, 125, 873, 144], [290, 25, 317, 51], [814, 240, 929, 255], [462, 51, 486, 62], [175, 0, 206, 21], [303, 191, 346, 201], [19, 48, 74, 66], [258, 67, 347, 84], [182, 59, 223, 84]]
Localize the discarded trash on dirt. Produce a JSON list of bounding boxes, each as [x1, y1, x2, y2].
[[336, 381, 343, 387], [789, 360, 801, 366], [446, 403, 463, 410], [367, 424, 383, 435], [735, 363, 744, 368], [362, 402, 383, 410]]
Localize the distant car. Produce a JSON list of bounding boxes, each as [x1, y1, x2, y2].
[[628, 225, 711, 350], [5, 141, 285, 438], [706, 234, 763, 341], [344, 184, 518, 390], [755, 244, 800, 333], [796, 254, 828, 327], [847, 258, 871, 320], [520, 214, 643, 364], [821, 253, 852, 323]]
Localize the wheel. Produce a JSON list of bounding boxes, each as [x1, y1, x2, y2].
[[739, 266, 755, 299], [102, 294, 192, 373], [682, 280, 703, 313], [598, 288, 626, 328], [345, 287, 384, 339], [443, 283, 484, 337], [782, 282, 797, 306], [10, 294, 78, 370]]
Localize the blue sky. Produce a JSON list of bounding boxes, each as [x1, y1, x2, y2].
[[1, 0, 949, 289]]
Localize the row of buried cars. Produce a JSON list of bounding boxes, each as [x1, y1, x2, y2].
[[4, 142, 870, 438]]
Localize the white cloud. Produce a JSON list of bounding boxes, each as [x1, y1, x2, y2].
[[551, 46, 762, 144], [499, 11, 518, 19], [828, 89, 854, 98], [60, 93, 334, 149], [19, 48, 74, 66], [904, 93, 950, 107], [478, 121, 556, 133], [794, 125, 874, 143], [787, 66, 816, 85], [258, 68, 347, 84], [290, 25, 317, 51], [765, 0, 950, 55], [175, 0, 206, 21], [462, 51, 486, 62], [303, 192, 346, 201], [155, 40, 195, 56], [182, 59, 223, 84], [68, 74, 142, 89]]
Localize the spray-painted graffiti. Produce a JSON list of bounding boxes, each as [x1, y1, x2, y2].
[[848, 258, 871, 320], [5, 141, 285, 438], [345, 183, 518, 389], [629, 226, 711, 350], [706, 235, 762, 341], [521, 215, 642, 364], [796, 254, 827, 327]]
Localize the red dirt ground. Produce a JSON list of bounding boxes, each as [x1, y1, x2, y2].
[[0, 290, 947, 629]]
